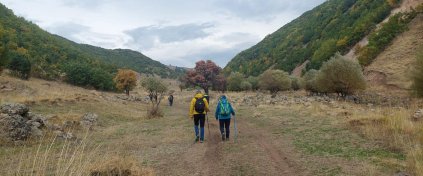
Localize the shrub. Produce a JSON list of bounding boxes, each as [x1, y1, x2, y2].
[[7, 52, 31, 80], [259, 69, 291, 96], [315, 53, 366, 96], [246, 76, 259, 90], [227, 72, 244, 91], [411, 50, 423, 97], [114, 69, 138, 95], [290, 76, 304, 91], [141, 77, 168, 118], [240, 81, 252, 91], [63, 62, 114, 91], [304, 69, 319, 93]]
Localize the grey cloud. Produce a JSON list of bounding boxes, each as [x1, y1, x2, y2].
[[125, 23, 214, 50], [45, 22, 90, 42], [213, 0, 325, 19], [61, 0, 108, 8], [167, 33, 259, 67]]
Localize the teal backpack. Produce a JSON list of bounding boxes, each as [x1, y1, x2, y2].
[[219, 100, 231, 116]]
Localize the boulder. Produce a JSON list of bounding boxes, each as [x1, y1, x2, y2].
[[1, 103, 29, 116], [412, 109, 423, 121], [0, 103, 47, 141], [80, 113, 98, 130]]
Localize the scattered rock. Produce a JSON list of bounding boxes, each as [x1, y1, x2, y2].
[[1, 103, 29, 116], [411, 109, 423, 121], [394, 171, 411, 176], [0, 103, 47, 141], [80, 113, 98, 130]]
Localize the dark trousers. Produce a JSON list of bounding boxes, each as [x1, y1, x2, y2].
[[194, 114, 205, 140], [219, 119, 231, 138]]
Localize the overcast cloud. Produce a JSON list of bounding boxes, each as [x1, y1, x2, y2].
[[0, 0, 325, 67]]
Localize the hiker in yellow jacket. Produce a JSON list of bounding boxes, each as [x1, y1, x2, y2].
[[189, 90, 209, 143]]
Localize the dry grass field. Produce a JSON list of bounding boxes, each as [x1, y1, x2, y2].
[[1, 74, 423, 175]]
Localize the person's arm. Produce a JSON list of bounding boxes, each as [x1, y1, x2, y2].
[[229, 103, 235, 116], [215, 103, 220, 120], [189, 98, 195, 118]]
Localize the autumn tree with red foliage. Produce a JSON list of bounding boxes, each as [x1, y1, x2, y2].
[[184, 60, 223, 94]]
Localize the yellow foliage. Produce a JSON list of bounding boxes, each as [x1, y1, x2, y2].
[[114, 69, 138, 94]]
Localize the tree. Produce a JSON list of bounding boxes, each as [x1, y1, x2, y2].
[[114, 69, 138, 96], [247, 76, 259, 90], [259, 70, 291, 96], [412, 50, 423, 97], [240, 81, 252, 91], [141, 77, 168, 118], [7, 51, 31, 80], [290, 76, 304, 91], [184, 60, 221, 94], [63, 62, 114, 91], [227, 72, 244, 91], [315, 53, 366, 96], [304, 69, 319, 94], [212, 74, 227, 93]]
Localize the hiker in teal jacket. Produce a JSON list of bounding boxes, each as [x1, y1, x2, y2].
[[215, 95, 235, 141]]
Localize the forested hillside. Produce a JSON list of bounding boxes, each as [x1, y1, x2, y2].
[[0, 3, 181, 82], [224, 0, 399, 76]]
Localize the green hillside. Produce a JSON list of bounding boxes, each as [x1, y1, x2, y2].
[[224, 0, 398, 76], [0, 3, 181, 81]]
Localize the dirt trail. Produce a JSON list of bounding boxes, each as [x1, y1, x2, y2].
[[153, 103, 301, 175]]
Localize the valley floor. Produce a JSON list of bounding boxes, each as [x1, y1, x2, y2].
[[0, 75, 419, 176]]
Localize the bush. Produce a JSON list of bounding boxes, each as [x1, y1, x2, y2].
[[315, 53, 366, 96], [141, 77, 168, 118], [259, 70, 291, 96], [7, 52, 31, 80], [247, 76, 259, 90], [304, 69, 319, 93], [63, 62, 114, 91], [114, 69, 138, 95], [412, 50, 423, 97], [290, 76, 304, 91], [240, 81, 252, 91], [227, 72, 245, 91]]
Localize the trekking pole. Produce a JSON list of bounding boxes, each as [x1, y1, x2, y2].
[[233, 115, 238, 143], [207, 114, 210, 137]]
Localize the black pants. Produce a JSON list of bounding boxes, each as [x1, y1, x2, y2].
[[219, 119, 230, 138], [194, 114, 205, 127]]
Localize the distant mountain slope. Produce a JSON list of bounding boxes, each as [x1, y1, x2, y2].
[[0, 3, 181, 80], [224, 0, 396, 76], [365, 14, 423, 92]]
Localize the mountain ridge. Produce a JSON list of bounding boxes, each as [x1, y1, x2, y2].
[[0, 3, 182, 80]]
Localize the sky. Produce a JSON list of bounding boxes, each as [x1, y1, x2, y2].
[[0, 0, 325, 68]]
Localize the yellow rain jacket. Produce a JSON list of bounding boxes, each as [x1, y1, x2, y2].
[[189, 93, 209, 117]]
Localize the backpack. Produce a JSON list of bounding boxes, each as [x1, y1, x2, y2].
[[194, 97, 205, 113], [219, 100, 231, 116], [168, 95, 173, 101]]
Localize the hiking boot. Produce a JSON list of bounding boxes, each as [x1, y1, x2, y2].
[[200, 139, 204, 143], [221, 135, 225, 141], [195, 136, 200, 142], [226, 137, 230, 141]]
